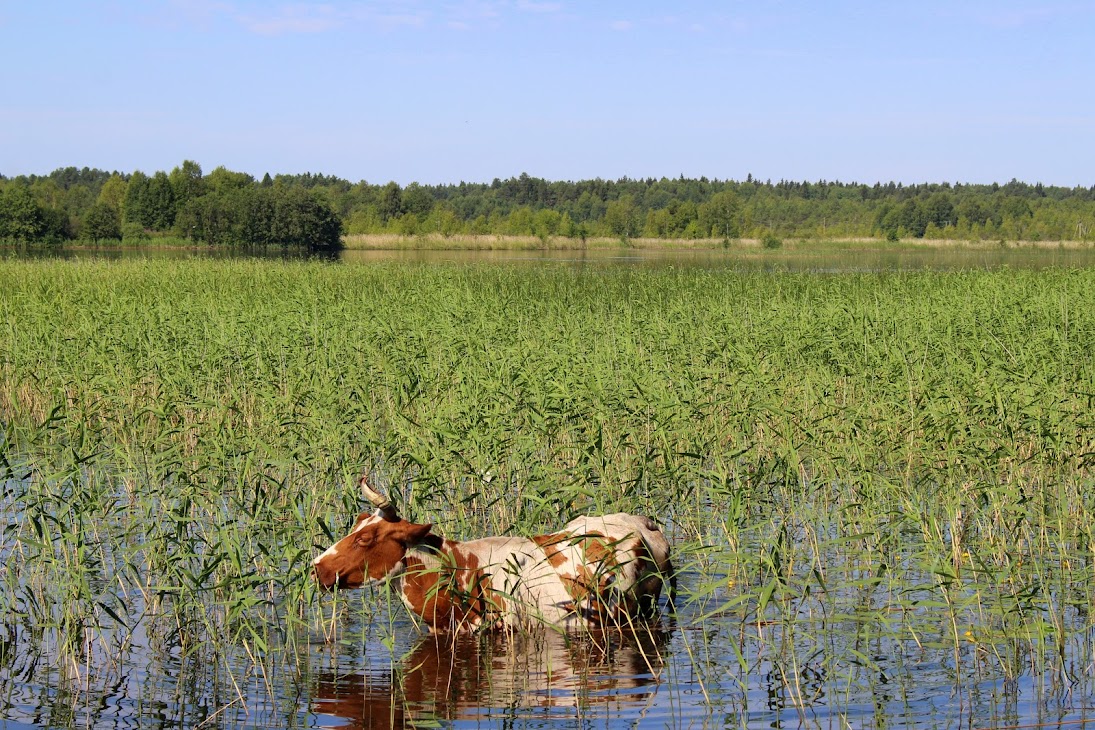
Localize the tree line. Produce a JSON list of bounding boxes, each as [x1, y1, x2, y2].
[[2, 163, 1094, 247], [0, 162, 342, 248]]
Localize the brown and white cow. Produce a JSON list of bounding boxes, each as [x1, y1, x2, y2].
[[312, 476, 673, 634]]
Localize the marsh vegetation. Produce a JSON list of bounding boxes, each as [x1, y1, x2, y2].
[[1, 259, 1093, 727]]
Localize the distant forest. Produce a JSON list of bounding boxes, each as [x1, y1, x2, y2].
[[2, 161, 1093, 248]]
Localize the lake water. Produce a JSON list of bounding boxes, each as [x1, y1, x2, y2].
[[2, 467, 1092, 730], [3, 562, 1093, 729], [5, 242, 1095, 271], [340, 244, 1095, 272]]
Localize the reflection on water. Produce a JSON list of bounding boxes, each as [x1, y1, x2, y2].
[[310, 629, 669, 729], [5, 242, 1095, 270]]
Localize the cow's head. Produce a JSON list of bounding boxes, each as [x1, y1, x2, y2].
[[313, 476, 433, 590]]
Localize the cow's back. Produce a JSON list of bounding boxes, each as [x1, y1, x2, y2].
[[399, 515, 673, 632], [535, 512, 673, 623], [560, 513, 672, 577], [426, 535, 580, 630]]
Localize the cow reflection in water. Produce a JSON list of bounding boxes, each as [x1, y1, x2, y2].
[[311, 627, 671, 729]]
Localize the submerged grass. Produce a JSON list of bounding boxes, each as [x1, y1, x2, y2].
[[0, 258, 1094, 723]]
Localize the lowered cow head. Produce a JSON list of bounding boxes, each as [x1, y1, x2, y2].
[[313, 476, 432, 590]]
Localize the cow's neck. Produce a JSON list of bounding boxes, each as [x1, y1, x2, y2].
[[395, 538, 483, 633]]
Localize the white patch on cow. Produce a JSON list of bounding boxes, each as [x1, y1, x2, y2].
[[313, 543, 340, 564], [380, 555, 409, 583]]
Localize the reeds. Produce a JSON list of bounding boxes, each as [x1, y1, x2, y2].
[[1, 259, 1093, 724]]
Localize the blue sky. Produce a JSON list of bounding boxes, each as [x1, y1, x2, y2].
[[2, 1, 1093, 186]]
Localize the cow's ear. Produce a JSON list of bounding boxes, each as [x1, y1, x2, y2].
[[401, 522, 433, 545]]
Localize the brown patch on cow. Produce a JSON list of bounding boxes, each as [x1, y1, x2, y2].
[[579, 532, 617, 570], [572, 534, 619, 588], [558, 573, 585, 603], [451, 546, 485, 615], [532, 533, 568, 568], [560, 564, 605, 600], [401, 544, 493, 633], [581, 563, 614, 595], [401, 556, 451, 629], [558, 568, 610, 624]]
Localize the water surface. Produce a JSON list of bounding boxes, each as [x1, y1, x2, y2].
[[3, 547, 1093, 729], [5, 242, 1095, 271]]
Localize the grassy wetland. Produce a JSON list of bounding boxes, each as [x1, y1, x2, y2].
[[1, 257, 1094, 728]]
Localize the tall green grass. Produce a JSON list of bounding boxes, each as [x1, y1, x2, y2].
[[0, 259, 1093, 710]]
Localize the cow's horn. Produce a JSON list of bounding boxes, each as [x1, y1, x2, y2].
[[360, 475, 397, 520]]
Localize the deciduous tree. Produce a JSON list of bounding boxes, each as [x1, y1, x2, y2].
[[0, 186, 43, 242], [82, 202, 122, 241]]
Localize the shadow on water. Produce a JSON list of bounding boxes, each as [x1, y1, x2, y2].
[[309, 627, 673, 729]]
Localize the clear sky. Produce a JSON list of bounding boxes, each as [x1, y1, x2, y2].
[[2, 1, 1093, 187]]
